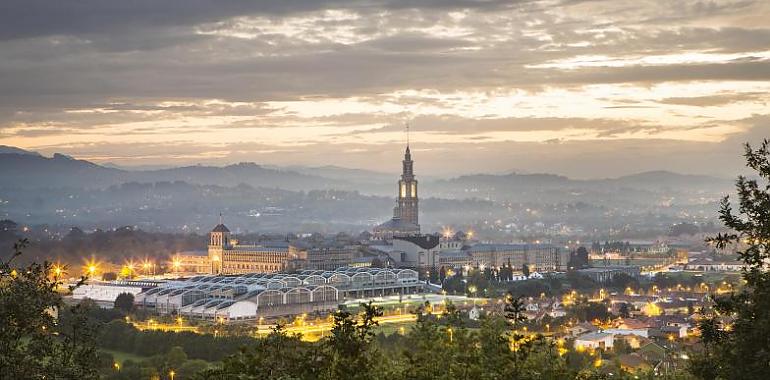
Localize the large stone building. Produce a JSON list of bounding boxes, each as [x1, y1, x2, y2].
[[437, 243, 569, 272], [289, 240, 358, 271], [373, 144, 420, 239], [208, 223, 300, 274], [173, 250, 212, 274]]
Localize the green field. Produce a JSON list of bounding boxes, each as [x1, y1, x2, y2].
[[100, 349, 147, 365]]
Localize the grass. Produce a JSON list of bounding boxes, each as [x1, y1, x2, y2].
[[99, 348, 147, 365]]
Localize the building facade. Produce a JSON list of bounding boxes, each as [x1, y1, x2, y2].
[[391, 234, 441, 268], [289, 241, 358, 271], [462, 243, 567, 272], [207, 223, 300, 275], [577, 266, 641, 284], [174, 251, 212, 274]]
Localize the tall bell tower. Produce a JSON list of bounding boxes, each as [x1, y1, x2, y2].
[[208, 214, 230, 274], [395, 128, 419, 227]]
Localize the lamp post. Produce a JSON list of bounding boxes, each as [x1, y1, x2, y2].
[[169, 370, 176, 380]]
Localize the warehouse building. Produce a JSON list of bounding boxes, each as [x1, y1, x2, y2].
[[135, 267, 421, 322]]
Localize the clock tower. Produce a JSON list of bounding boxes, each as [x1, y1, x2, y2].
[[395, 145, 419, 227]]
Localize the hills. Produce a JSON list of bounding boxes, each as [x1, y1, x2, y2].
[[0, 148, 731, 194], [0, 147, 732, 236], [0, 153, 349, 191]]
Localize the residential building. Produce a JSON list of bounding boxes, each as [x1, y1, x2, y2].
[[574, 332, 614, 350]]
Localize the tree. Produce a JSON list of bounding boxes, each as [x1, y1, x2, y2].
[[199, 323, 317, 379], [608, 273, 638, 290], [323, 302, 384, 380], [691, 139, 770, 380], [503, 292, 527, 326], [114, 292, 135, 314], [0, 239, 99, 379], [618, 302, 630, 318], [569, 247, 590, 270]]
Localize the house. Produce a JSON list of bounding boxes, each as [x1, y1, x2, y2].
[[548, 307, 567, 318], [618, 353, 652, 372], [468, 306, 481, 321], [525, 302, 539, 312], [659, 300, 692, 315], [609, 294, 660, 310], [604, 327, 649, 338], [615, 334, 651, 349], [638, 342, 666, 363], [660, 325, 688, 338], [574, 332, 614, 350], [568, 321, 598, 337]]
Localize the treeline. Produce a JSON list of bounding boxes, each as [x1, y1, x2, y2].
[[99, 320, 255, 362], [0, 220, 204, 266], [190, 304, 693, 380]]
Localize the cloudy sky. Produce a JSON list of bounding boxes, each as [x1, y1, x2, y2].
[[0, 0, 768, 178]]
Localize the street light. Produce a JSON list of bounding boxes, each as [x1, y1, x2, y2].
[[169, 370, 176, 380], [52, 264, 63, 278], [172, 258, 182, 272]]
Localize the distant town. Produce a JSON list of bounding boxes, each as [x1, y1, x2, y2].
[[0, 142, 747, 378]]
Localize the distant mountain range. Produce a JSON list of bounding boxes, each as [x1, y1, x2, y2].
[[0, 145, 41, 156], [0, 150, 346, 191], [0, 146, 732, 198]]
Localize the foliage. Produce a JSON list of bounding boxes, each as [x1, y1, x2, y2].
[[569, 246, 590, 270], [690, 140, 770, 380], [195, 324, 316, 380], [322, 302, 384, 380], [99, 320, 255, 361], [567, 271, 599, 290], [503, 292, 527, 326], [608, 273, 639, 290], [618, 302, 630, 318], [0, 239, 100, 379], [568, 298, 612, 322], [114, 292, 135, 314]]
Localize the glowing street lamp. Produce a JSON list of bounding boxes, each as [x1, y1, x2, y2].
[[80, 259, 98, 277], [169, 370, 176, 380], [52, 264, 64, 278], [172, 258, 182, 272]]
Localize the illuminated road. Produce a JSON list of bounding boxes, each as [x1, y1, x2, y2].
[[130, 310, 447, 341]]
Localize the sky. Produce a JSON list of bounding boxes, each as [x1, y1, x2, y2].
[[0, 0, 768, 178]]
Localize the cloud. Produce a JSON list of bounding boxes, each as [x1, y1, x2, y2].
[[0, 0, 769, 177], [660, 92, 766, 107]]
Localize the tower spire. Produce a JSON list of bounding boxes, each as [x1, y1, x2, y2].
[[219, 212, 223, 225], [406, 122, 410, 148]]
